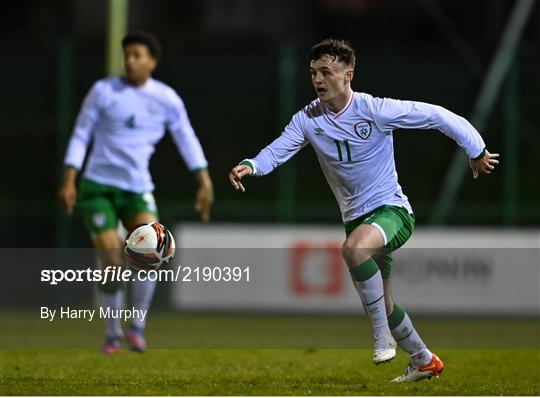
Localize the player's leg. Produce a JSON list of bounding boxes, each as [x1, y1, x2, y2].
[[342, 221, 396, 364], [121, 192, 159, 353], [386, 279, 444, 382], [371, 207, 444, 382], [377, 255, 430, 364], [78, 179, 125, 355], [382, 276, 443, 382], [384, 276, 431, 365], [93, 229, 126, 354]]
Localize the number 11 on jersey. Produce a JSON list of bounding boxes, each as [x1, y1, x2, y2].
[[334, 139, 352, 161]]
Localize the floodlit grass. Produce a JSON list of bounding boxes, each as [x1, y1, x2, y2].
[[1, 312, 539, 395]]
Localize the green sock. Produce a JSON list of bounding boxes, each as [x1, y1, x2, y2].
[[387, 304, 431, 365], [349, 257, 379, 282], [98, 281, 125, 337]]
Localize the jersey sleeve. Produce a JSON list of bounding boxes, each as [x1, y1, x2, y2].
[[63, 82, 102, 169], [166, 91, 208, 171], [368, 96, 486, 159], [244, 111, 308, 177]]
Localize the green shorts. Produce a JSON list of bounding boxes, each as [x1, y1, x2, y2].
[[77, 178, 158, 235], [344, 205, 415, 280]]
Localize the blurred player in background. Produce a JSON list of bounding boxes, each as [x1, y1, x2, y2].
[[229, 39, 499, 382], [58, 32, 214, 354]]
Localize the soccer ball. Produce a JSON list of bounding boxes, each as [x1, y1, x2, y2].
[[124, 222, 176, 271]]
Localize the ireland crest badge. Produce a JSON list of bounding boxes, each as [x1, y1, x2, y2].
[[354, 121, 372, 140]]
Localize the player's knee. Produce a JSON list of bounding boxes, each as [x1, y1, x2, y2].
[[341, 238, 371, 267], [97, 248, 124, 268], [93, 231, 124, 267]]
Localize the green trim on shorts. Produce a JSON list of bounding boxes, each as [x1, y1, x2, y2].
[[344, 205, 415, 280], [77, 178, 159, 235]]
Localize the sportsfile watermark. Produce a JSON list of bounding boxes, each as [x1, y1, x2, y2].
[[41, 265, 250, 285], [1, 247, 539, 350]]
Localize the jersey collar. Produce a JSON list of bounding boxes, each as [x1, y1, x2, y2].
[[325, 91, 355, 119], [120, 76, 153, 90]]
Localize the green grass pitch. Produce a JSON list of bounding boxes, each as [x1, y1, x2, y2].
[[1, 312, 539, 395]]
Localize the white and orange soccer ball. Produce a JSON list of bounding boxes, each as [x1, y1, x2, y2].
[[124, 222, 176, 270]]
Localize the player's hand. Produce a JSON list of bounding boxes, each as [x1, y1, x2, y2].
[[58, 182, 77, 215], [469, 149, 500, 179], [229, 164, 252, 193], [58, 167, 78, 214]]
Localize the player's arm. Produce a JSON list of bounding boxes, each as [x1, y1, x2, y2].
[[193, 168, 213, 222], [369, 97, 499, 178], [58, 167, 78, 215], [229, 112, 308, 192], [166, 93, 213, 221], [58, 82, 102, 214]]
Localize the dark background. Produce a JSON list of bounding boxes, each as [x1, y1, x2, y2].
[[2, 0, 539, 247]]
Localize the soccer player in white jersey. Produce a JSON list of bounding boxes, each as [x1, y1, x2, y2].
[[58, 32, 214, 354], [229, 39, 499, 382]]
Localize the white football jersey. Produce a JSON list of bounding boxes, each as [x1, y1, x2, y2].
[[64, 77, 208, 193], [245, 92, 485, 223]]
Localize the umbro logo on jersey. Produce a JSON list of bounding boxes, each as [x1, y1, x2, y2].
[[314, 127, 327, 136], [354, 121, 372, 139]]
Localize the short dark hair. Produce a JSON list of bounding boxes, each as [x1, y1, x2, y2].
[[122, 32, 162, 61], [309, 39, 355, 68]]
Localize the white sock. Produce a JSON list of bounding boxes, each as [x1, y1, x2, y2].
[[391, 311, 432, 366], [353, 269, 390, 334], [412, 349, 433, 367], [100, 290, 124, 338], [131, 276, 156, 329]]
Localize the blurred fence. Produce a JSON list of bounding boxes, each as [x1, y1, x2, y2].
[[2, 0, 539, 248], [172, 224, 540, 316]]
